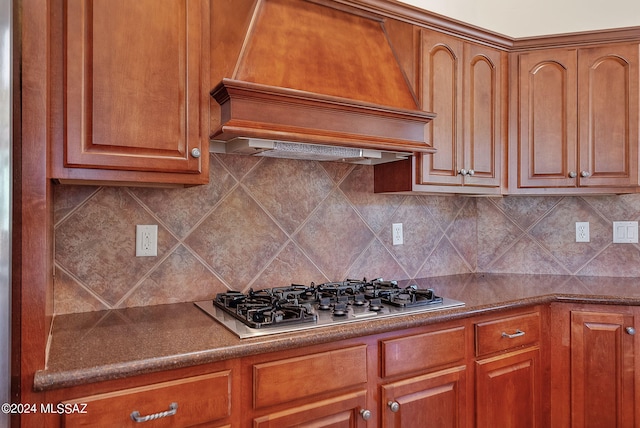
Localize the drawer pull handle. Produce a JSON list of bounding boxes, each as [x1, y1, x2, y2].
[[502, 329, 525, 339], [131, 402, 178, 423]]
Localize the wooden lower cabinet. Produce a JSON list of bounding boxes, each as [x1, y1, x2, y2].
[[245, 343, 372, 427], [61, 371, 233, 428], [247, 323, 469, 428], [380, 366, 466, 427], [550, 303, 637, 428], [253, 390, 368, 428], [473, 308, 544, 428], [475, 347, 541, 428], [379, 325, 467, 427], [46, 305, 579, 427], [571, 310, 635, 428]]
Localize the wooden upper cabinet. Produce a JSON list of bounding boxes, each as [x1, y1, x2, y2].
[[57, 0, 210, 185], [513, 43, 639, 192], [516, 49, 578, 188], [420, 31, 464, 186], [374, 30, 504, 194], [578, 44, 639, 188], [463, 43, 503, 189], [418, 30, 503, 192]]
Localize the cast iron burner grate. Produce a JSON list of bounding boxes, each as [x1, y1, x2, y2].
[[212, 278, 448, 329]]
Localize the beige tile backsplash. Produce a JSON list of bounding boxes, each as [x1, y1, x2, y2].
[[53, 154, 640, 314]]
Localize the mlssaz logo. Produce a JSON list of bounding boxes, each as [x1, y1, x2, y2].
[[41, 403, 88, 414]]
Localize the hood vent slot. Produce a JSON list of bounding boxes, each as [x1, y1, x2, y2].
[[210, 138, 411, 164]]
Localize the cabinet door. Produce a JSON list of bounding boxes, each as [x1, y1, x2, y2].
[[461, 43, 502, 188], [420, 30, 464, 186], [475, 347, 541, 428], [380, 366, 466, 428], [570, 310, 635, 428], [577, 43, 639, 188], [253, 390, 368, 428], [518, 49, 578, 188], [419, 31, 502, 189], [64, 0, 207, 175]]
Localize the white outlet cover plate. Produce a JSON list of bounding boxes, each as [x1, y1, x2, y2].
[[136, 224, 158, 256], [575, 222, 589, 243], [613, 221, 638, 244], [392, 223, 403, 246]]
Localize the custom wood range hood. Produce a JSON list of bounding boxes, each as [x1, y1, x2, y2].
[[209, 0, 436, 164]]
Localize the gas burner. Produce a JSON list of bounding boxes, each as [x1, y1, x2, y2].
[[202, 277, 464, 336], [353, 294, 366, 306], [384, 287, 443, 308], [318, 297, 332, 311], [215, 288, 317, 328], [271, 285, 318, 303], [332, 302, 348, 316], [368, 298, 383, 312]]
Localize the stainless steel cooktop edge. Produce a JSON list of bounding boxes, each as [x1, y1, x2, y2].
[[195, 298, 465, 339]]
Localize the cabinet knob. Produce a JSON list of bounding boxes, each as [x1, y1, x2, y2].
[[580, 171, 591, 178], [467, 169, 475, 176], [457, 169, 468, 176], [568, 171, 577, 178], [190, 148, 201, 158], [626, 326, 636, 335], [388, 401, 400, 413], [360, 409, 372, 420]]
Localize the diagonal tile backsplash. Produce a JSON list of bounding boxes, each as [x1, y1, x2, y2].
[[53, 153, 640, 314]]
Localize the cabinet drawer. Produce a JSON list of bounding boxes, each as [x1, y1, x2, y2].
[[61, 371, 231, 427], [253, 345, 367, 409], [381, 326, 465, 378], [475, 311, 540, 357]]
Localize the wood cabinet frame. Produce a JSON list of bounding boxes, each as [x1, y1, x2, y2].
[[508, 40, 640, 194], [549, 303, 638, 428], [14, 0, 640, 426], [49, 0, 211, 186]]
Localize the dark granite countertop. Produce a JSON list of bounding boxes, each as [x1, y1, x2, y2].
[[34, 273, 640, 391]]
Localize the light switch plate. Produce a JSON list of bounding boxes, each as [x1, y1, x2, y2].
[[613, 221, 638, 244]]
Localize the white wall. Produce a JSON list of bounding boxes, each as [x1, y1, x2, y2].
[[399, 0, 640, 37]]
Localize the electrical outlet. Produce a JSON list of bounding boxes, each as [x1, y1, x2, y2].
[[136, 225, 158, 257], [575, 222, 589, 243], [392, 223, 403, 246]]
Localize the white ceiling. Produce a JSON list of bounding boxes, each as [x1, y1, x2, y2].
[[397, 0, 640, 38]]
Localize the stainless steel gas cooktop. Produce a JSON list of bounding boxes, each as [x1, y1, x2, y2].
[[195, 278, 464, 338]]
